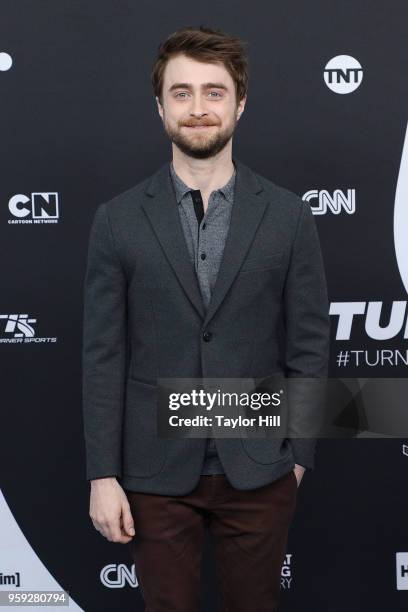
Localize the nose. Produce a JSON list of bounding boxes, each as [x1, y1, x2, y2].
[[189, 94, 208, 117]]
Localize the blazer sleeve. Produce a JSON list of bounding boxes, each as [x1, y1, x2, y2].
[[81, 202, 127, 481], [282, 198, 330, 470]]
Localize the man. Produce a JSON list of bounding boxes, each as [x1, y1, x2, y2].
[[82, 25, 330, 611]]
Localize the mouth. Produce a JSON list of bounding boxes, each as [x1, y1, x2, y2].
[[183, 125, 216, 129]]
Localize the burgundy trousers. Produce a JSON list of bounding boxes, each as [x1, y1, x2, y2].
[[125, 469, 297, 612]]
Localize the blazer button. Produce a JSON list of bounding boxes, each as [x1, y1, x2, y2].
[[202, 330, 212, 342]]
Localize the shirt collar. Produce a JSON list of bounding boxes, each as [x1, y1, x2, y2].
[[169, 160, 236, 205]]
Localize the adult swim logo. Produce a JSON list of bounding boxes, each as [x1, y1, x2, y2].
[[324, 55, 363, 94], [0, 570, 21, 587], [8, 193, 60, 224], [0, 314, 57, 344]]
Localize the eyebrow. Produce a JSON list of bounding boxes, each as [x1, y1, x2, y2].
[[168, 82, 229, 93]]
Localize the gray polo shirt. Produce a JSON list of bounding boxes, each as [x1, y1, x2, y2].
[[168, 160, 237, 475]]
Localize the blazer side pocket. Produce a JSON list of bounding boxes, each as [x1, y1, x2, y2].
[[122, 378, 167, 477]]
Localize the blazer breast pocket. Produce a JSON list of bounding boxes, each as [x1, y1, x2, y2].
[[239, 251, 283, 274]]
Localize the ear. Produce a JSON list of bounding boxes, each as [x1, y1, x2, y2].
[[236, 94, 247, 121], [156, 96, 164, 120]]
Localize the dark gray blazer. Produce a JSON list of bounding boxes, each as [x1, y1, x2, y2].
[[82, 156, 330, 494]]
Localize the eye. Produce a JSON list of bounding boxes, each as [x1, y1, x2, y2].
[[174, 91, 223, 99]]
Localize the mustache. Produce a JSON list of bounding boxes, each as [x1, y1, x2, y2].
[[181, 120, 219, 127]]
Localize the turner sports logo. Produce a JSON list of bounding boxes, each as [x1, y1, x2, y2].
[[8, 193, 60, 224], [0, 314, 57, 344]]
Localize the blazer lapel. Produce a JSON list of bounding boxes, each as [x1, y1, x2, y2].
[[202, 157, 269, 328], [142, 161, 206, 319], [141, 156, 270, 327]]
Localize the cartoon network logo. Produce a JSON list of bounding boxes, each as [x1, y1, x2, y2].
[[0, 314, 57, 344], [100, 563, 138, 589], [304, 189, 355, 215], [8, 193, 59, 224], [324, 55, 363, 94]]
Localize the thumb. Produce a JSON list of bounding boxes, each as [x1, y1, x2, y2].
[[122, 504, 135, 536]]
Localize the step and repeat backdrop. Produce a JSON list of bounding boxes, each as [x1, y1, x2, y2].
[[1, 1, 407, 611]]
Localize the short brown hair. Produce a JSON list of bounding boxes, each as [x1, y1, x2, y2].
[[151, 25, 249, 106]]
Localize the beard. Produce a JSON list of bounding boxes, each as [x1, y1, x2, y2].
[[162, 112, 237, 159]]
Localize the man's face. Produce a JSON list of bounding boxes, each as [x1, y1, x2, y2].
[[156, 53, 246, 159]]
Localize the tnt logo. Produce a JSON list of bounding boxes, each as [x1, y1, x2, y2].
[[324, 55, 363, 94], [0, 52, 12, 71], [8, 193, 59, 223], [0, 314, 36, 338], [304, 189, 356, 215], [396, 553, 408, 589]]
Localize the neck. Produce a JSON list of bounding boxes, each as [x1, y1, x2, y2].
[[171, 146, 235, 194]]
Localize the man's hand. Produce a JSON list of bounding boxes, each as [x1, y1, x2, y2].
[[89, 477, 135, 543], [293, 464, 306, 487]]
